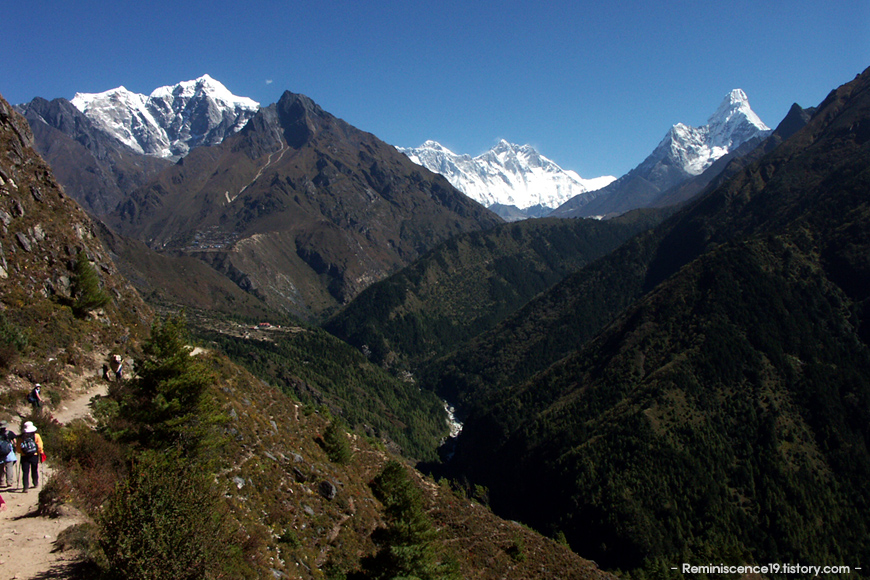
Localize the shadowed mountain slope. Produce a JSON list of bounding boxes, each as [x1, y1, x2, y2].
[[430, 68, 870, 573], [325, 209, 669, 371], [425, 75, 859, 410], [16, 96, 172, 216]]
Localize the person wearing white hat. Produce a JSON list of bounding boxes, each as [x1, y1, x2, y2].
[[26, 384, 43, 409], [16, 421, 43, 492]]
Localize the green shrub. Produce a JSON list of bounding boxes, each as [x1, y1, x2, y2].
[[46, 389, 61, 407], [471, 483, 489, 506], [505, 535, 526, 562], [0, 310, 27, 368], [98, 450, 246, 580], [117, 315, 215, 452], [56, 522, 106, 576], [54, 421, 127, 512], [37, 471, 74, 518]]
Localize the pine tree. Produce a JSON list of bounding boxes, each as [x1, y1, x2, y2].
[[71, 250, 109, 317], [323, 419, 353, 464], [354, 461, 459, 580], [121, 315, 214, 451]]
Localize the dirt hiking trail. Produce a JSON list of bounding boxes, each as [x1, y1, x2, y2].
[[0, 378, 108, 580]]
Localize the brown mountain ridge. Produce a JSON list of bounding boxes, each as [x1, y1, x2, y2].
[[103, 91, 501, 320]]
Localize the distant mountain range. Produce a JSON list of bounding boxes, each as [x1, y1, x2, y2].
[[13, 76, 770, 322], [400, 90, 768, 221], [19, 83, 501, 320], [552, 89, 771, 218], [398, 140, 615, 221], [19, 77, 770, 224]]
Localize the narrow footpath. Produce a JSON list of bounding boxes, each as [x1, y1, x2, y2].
[[0, 381, 108, 580]]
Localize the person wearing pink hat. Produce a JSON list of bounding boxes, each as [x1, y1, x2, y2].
[[16, 421, 43, 492]]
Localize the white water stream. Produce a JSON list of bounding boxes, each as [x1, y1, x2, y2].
[[443, 400, 463, 438]]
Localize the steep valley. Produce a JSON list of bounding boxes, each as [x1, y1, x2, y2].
[[4, 63, 870, 579]]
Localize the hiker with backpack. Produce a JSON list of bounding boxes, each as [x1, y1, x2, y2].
[[26, 384, 43, 409], [0, 421, 15, 488], [16, 421, 43, 492]]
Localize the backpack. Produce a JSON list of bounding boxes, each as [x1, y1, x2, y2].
[[19, 434, 37, 455], [0, 438, 10, 457]]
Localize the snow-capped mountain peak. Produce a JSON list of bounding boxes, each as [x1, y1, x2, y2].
[[550, 88, 772, 220], [708, 89, 762, 126], [149, 74, 259, 111], [399, 140, 615, 220], [650, 88, 770, 176], [72, 86, 166, 156], [71, 76, 260, 159], [706, 88, 770, 151]]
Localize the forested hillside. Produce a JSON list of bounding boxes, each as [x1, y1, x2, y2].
[[434, 68, 870, 575], [325, 209, 668, 371], [197, 318, 449, 461]]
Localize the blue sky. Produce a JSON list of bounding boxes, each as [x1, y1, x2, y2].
[[3, 0, 868, 178]]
